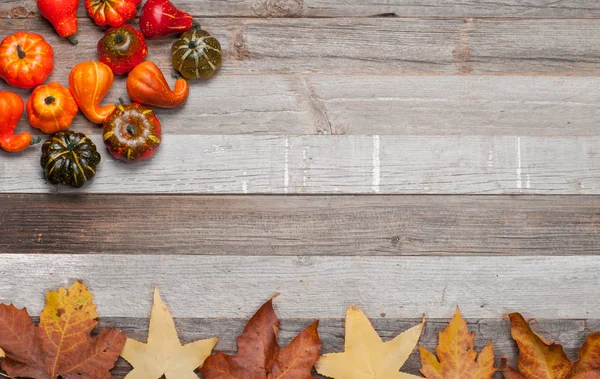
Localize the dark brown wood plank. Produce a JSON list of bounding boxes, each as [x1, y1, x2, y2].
[[1, 194, 598, 255], [3, 0, 600, 18], [94, 317, 598, 378]]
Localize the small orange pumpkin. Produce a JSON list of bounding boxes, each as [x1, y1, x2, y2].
[[26, 82, 79, 134]]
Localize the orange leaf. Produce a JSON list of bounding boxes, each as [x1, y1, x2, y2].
[[200, 298, 322, 379], [419, 307, 496, 379], [502, 313, 600, 379], [0, 281, 126, 379]]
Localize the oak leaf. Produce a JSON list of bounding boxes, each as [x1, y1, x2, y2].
[[121, 288, 218, 379], [200, 298, 322, 379], [419, 307, 496, 379], [315, 305, 424, 379], [0, 280, 126, 379], [501, 312, 600, 379]]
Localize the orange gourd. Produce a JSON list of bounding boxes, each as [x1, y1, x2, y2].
[[126, 61, 189, 108], [26, 82, 79, 134], [0, 91, 34, 153], [68, 61, 116, 124], [0, 32, 54, 89]]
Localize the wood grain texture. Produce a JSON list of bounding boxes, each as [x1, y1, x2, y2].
[[1, 194, 598, 256], [99, 317, 599, 378], [2, 0, 600, 18], [5, 75, 600, 137], [1, 135, 598, 194], [3, 17, 600, 76], [2, 254, 600, 319]]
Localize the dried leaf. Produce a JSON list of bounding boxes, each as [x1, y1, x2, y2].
[[121, 288, 218, 379], [419, 307, 496, 379], [315, 305, 423, 379], [0, 281, 126, 379], [502, 312, 600, 379], [200, 298, 322, 379]]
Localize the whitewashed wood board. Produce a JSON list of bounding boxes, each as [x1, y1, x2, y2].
[[2, 0, 600, 18], [3, 17, 600, 75], [1, 254, 599, 319], [1, 135, 598, 194]]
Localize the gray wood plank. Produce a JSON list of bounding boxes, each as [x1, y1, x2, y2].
[[6, 75, 600, 137], [1, 194, 598, 256], [1, 135, 598, 194], [3, 17, 600, 76], [98, 317, 598, 378], [3, 0, 600, 18], [2, 255, 600, 319]]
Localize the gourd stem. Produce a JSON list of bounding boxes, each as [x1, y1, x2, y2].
[[126, 125, 135, 136], [44, 96, 55, 105], [16, 45, 25, 59], [192, 21, 201, 30], [188, 41, 198, 49], [66, 35, 79, 45], [30, 136, 42, 146], [114, 33, 125, 45]]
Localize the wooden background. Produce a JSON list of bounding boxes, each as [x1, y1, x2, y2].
[[1, 0, 600, 377]]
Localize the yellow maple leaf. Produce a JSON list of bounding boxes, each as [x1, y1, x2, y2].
[[315, 305, 424, 379], [419, 307, 495, 379], [121, 288, 218, 379]]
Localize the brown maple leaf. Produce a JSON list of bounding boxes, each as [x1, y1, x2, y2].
[[501, 312, 600, 379], [419, 307, 496, 379], [0, 281, 126, 379], [200, 298, 322, 379]]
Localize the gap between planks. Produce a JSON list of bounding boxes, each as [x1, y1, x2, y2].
[[1, 194, 598, 256], [2, 254, 600, 319]]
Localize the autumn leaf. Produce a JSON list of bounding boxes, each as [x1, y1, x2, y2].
[[315, 305, 424, 379], [501, 312, 600, 379], [0, 280, 126, 379], [200, 298, 322, 379], [418, 307, 496, 379], [121, 288, 218, 379]]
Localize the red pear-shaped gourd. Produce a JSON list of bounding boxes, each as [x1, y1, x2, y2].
[[139, 0, 194, 39]]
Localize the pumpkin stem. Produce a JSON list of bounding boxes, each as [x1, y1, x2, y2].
[[188, 41, 198, 49], [116, 97, 125, 106], [16, 45, 25, 59], [30, 136, 42, 146], [192, 21, 201, 30], [66, 35, 79, 45], [126, 125, 135, 136], [114, 32, 125, 45], [44, 96, 56, 105], [171, 69, 183, 79]]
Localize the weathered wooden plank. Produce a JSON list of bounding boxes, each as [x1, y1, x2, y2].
[[3, 17, 600, 75], [98, 317, 598, 378], [313, 76, 600, 136], [1, 135, 598, 194], [1, 194, 598, 256], [3, 0, 600, 18], [6, 75, 600, 137], [2, 255, 600, 319]]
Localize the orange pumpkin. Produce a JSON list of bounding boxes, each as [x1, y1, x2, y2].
[[0, 91, 33, 153], [0, 32, 54, 89], [68, 61, 116, 124], [126, 61, 189, 108], [26, 82, 79, 134]]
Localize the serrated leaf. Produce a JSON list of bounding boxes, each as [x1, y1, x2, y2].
[[419, 307, 496, 379]]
